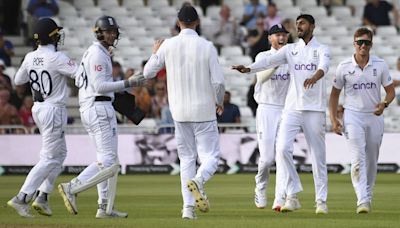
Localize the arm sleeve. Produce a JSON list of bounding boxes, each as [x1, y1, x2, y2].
[[14, 59, 29, 85], [90, 53, 126, 93], [209, 44, 225, 106], [381, 61, 393, 87], [143, 41, 167, 79], [57, 53, 79, 79], [318, 45, 330, 75], [248, 45, 288, 73], [332, 64, 344, 90]]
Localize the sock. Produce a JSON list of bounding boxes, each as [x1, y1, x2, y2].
[[38, 192, 48, 201], [16, 192, 28, 203]]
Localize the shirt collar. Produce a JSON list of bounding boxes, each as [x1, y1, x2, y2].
[[38, 44, 56, 51], [179, 28, 198, 36], [93, 41, 111, 56], [298, 36, 318, 47], [351, 54, 373, 68]]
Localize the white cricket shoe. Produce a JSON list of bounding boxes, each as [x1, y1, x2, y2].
[[96, 209, 128, 219], [281, 197, 301, 212], [182, 206, 197, 219], [356, 202, 371, 214], [7, 197, 34, 218], [58, 183, 78, 215], [315, 200, 328, 214], [32, 199, 52, 216], [272, 197, 285, 212], [187, 178, 209, 212], [254, 188, 266, 209]]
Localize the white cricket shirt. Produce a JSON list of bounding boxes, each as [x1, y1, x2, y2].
[[143, 29, 225, 122], [248, 37, 330, 112], [254, 48, 290, 106], [14, 44, 78, 106], [333, 55, 393, 113], [75, 41, 125, 112]]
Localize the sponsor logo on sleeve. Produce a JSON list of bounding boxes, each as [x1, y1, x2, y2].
[[95, 65, 103, 71]]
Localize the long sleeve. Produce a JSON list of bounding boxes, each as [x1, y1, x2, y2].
[[14, 59, 29, 86], [317, 45, 330, 75], [247, 45, 288, 73], [143, 41, 166, 79], [209, 45, 225, 105]]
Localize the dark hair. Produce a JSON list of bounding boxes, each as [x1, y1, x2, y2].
[[296, 14, 315, 24], [353, 27, 373, 40]]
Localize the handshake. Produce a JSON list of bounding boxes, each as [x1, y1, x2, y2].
[[125, 72, 147, 88]]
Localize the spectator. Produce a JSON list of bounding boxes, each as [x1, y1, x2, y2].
[[363, 0, 399, 29], [130, 86, 152, 117], [212, 4, 242, 51], [9, 84, 31, 110], [247, 17, 271, 61], [263, 2, 281, 30], [0, 59, 12, 92], [282, 18, 298, 43], [0, 29, 15, 67], [247, 78, 258, 116], [18, 96, 35, 128], [112, 61, 125, 81], [26, 0, 59, 45], [241, 0, 267, 30], [151, 81, 168, 119], [217, 91, 241, 123], [0, 87, 21, 128]]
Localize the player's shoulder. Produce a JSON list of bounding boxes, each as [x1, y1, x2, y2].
[[370, 55, 385, 64], [337, 57, 352, 67], [255, 50, 272, 61]]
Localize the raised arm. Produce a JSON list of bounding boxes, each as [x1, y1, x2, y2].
[[143, 39, 166, 79]]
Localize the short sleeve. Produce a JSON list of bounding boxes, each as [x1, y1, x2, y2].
[[333, 63, 345, 90]]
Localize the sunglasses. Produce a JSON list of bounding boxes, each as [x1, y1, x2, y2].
[[355, 40, 372, 46]]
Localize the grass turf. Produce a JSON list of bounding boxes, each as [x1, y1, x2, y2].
[[0, 174, 399, 228]]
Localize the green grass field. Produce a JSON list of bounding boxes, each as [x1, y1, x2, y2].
[[0, 174, 399, 228]]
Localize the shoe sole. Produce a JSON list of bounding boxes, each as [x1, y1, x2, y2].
[[187, 180, 209, 213], [7, 200, 34, 218], [357, 208, 369, 214], [272, 206, 281, 212], [315, 209, 328, 214], [32, 203, 51, 216], [58, 184, 78, 215]]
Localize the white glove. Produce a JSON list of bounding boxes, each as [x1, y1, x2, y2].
[[127, 73, 146, 87]]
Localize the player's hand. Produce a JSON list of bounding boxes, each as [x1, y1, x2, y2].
[[232, 65, 251, 73], [331, 119, 343, 135], [152, 39, 164, 54], [304, 76, 317, 89], [374, 102, 385, 116], [216, 105, 224, 116], [128, 73, 146, 87]]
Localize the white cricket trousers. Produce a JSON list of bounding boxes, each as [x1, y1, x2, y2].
[[255, 104, 286, 200], [78, 103, 119, 204], [343, 109, 383, 206], [20, 104, 67, 197], [174, 120, 220, 208], [275, 110, 328, 202]]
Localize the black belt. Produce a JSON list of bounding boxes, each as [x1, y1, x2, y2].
[[94, 96, 112, 102]]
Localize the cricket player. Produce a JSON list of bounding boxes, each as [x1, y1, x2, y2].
[[143, 5, 225, 219], [233, 14, 330, 214], [58, 16, 146, 219], [329, 27, 395, 213], [7, 18, 78, 217], [253, 24, 292, 212]]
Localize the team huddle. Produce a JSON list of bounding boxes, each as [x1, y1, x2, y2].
[[6, 5, 395, 219]]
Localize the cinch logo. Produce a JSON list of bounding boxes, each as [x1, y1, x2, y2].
[[271, 73, 290, 80], [294, 63, 317, 71], [353, 82, 377, 90]]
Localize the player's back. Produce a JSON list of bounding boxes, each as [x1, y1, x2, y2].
[[162, 30, 217, 122], [18, 45, 76, 106]]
